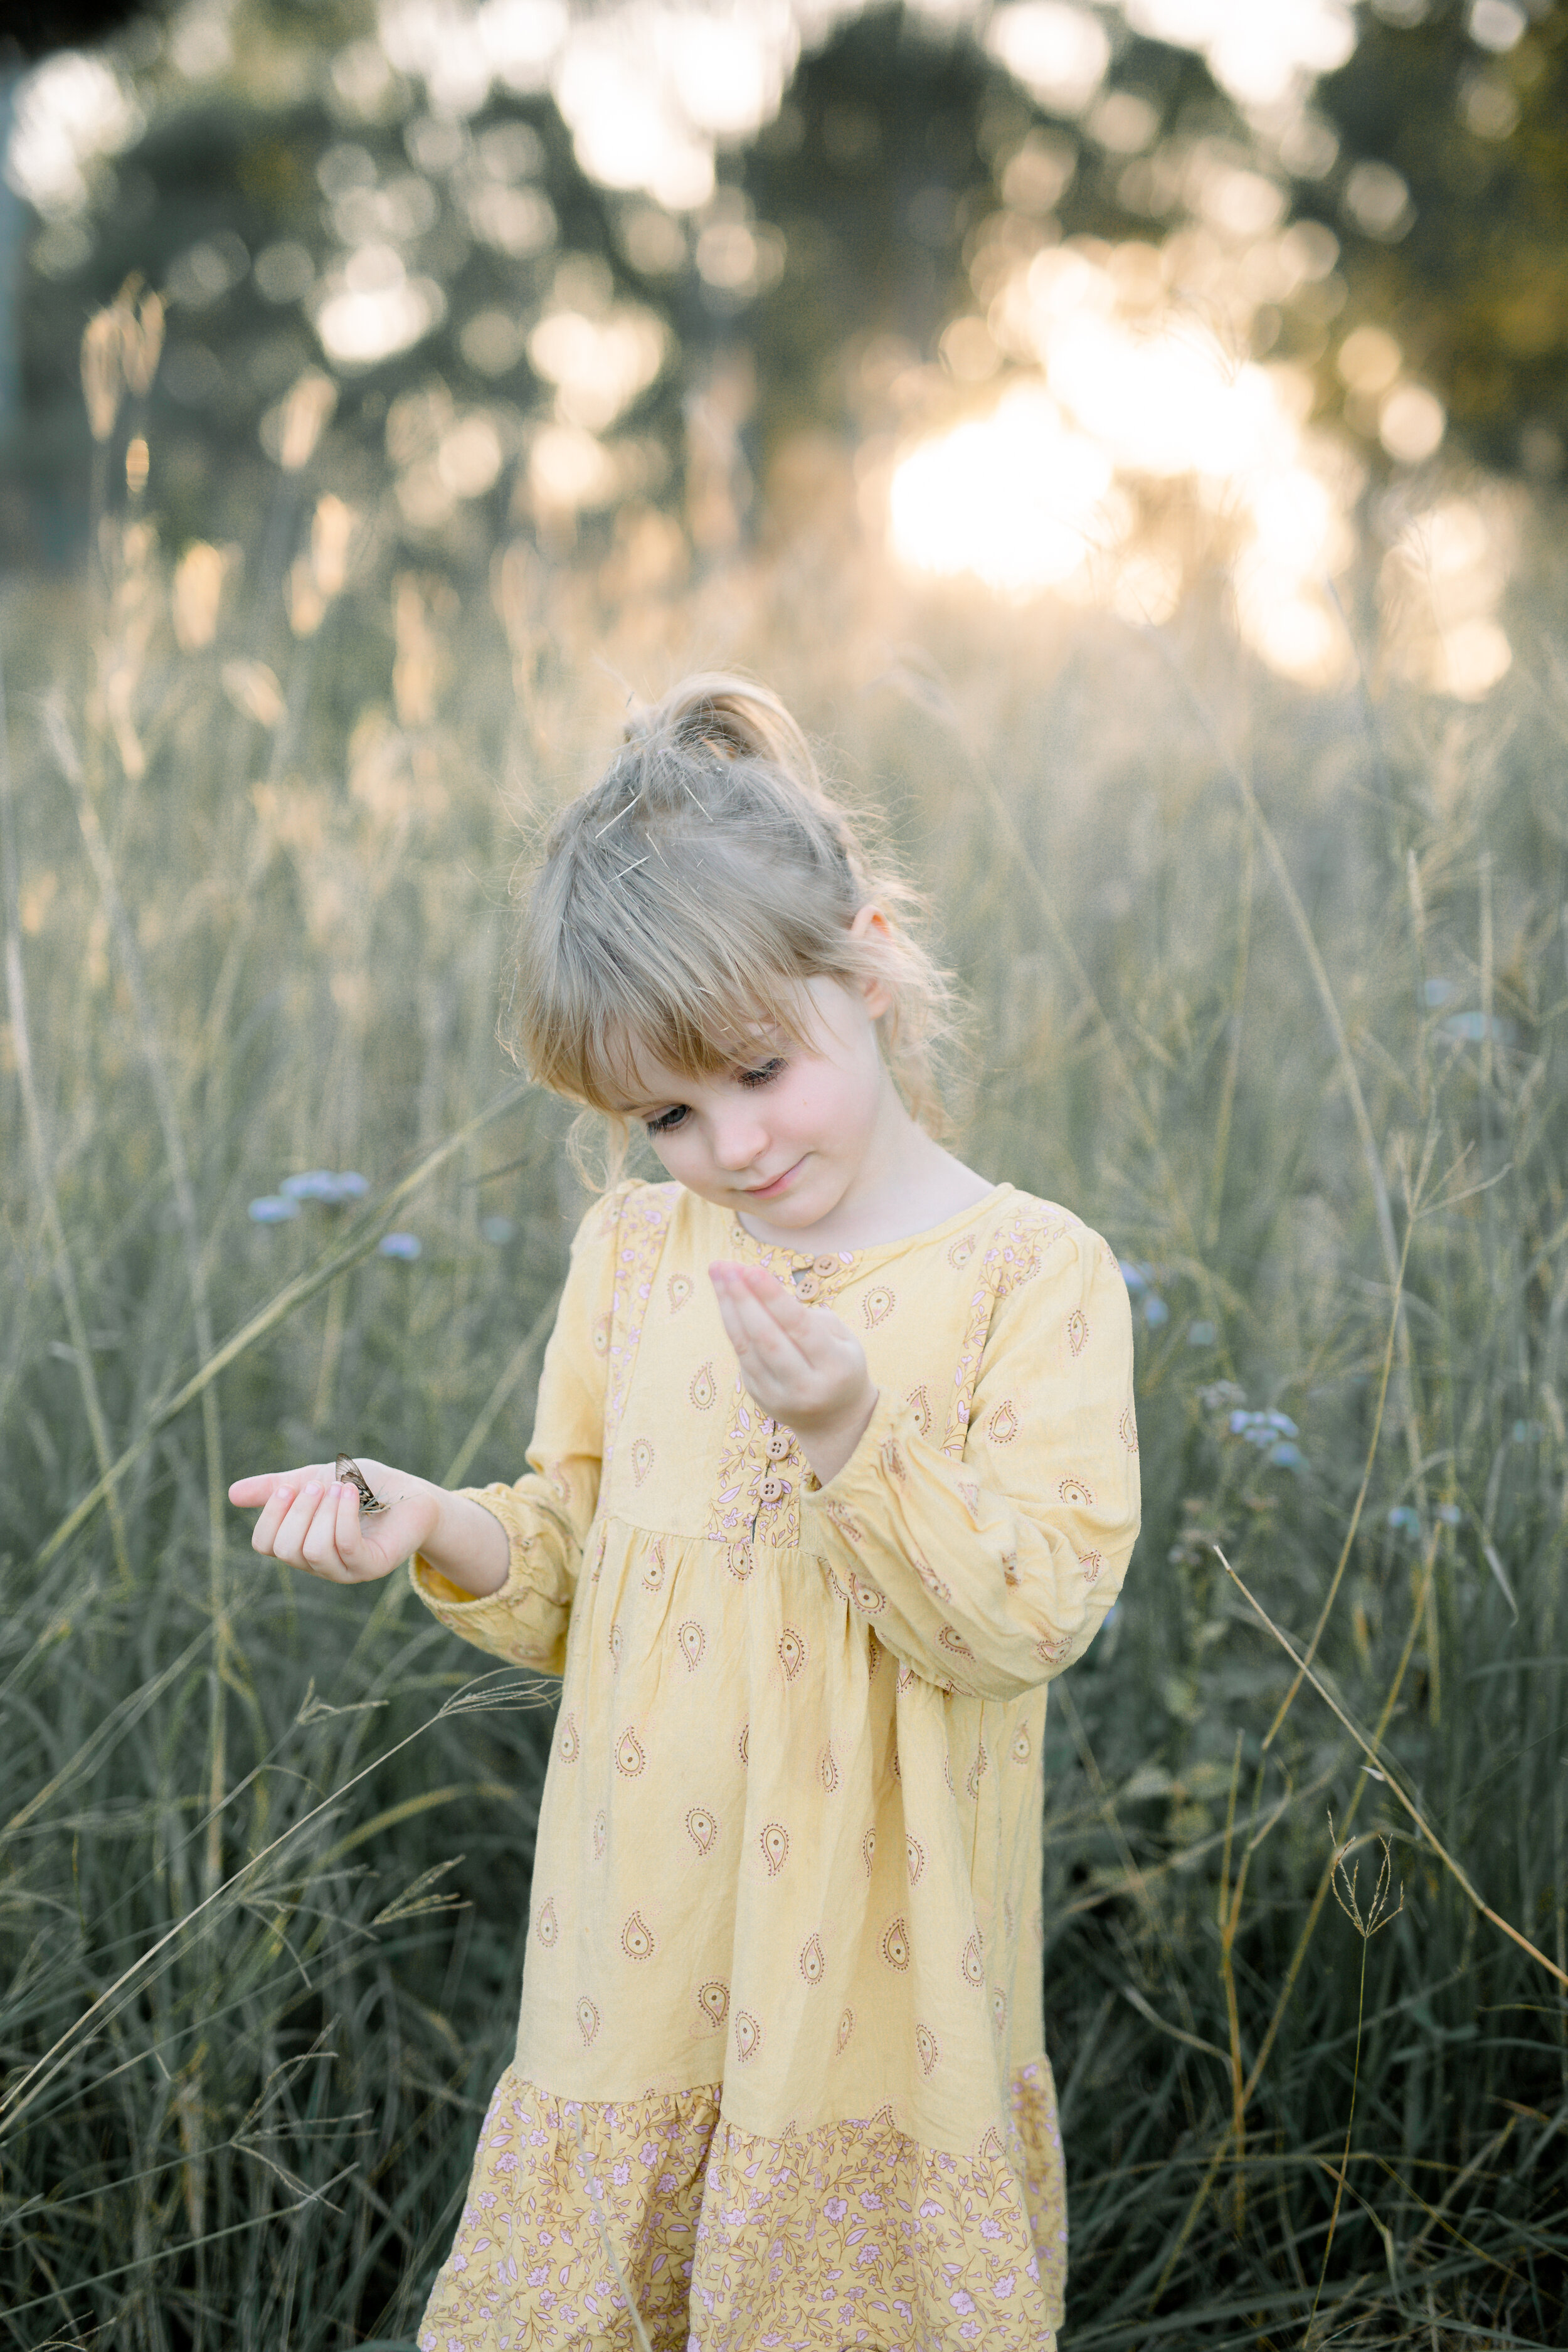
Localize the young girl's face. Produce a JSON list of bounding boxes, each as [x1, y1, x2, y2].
[[616, 971, 896, 1234]]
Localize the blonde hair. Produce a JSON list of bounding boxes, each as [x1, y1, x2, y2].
[[504, 672, 956, 1177]]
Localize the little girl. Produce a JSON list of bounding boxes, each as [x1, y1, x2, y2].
[[232, 675, 1140, 2351]]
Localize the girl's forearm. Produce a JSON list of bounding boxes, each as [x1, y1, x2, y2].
[[418, 1488, 511, 1597]]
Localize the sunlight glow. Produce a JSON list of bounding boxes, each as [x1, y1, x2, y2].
[[1380, 496, 1517, 699], [527, 299, 669, 430], [4, 52, 142, 216], [985, 5, 1111, 117], [312, 245, 447, 367], [890, 384, 1117, 598], [888, 233, 1368, 685], [1117, 0, 1356, 107]]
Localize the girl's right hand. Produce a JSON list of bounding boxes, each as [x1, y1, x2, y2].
[[228, 1461, 440, 1585]]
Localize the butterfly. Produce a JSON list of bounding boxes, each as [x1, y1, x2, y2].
[[335, 1454, 389, 1515]]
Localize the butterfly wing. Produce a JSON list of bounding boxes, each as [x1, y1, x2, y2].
[[334, 1454, 388, 1513]]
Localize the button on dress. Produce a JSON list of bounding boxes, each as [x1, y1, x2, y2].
[[412, 1179, 1140, 2351]]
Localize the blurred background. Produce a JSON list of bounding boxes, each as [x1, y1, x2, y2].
[[4, 4, 1568, 2348]]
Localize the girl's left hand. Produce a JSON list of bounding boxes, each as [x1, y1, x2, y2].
[[708, 1260, 877, 1487]]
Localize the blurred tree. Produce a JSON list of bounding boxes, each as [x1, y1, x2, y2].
[[5, 0, 1567, 572], [1315, 1, 1568, 477]]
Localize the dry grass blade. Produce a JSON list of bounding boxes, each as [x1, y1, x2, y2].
[[29, 1079, 532, 1571], [1221, 1548, 1568, 1991]]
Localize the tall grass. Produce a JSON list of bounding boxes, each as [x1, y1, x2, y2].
[[2, 332, 1565, 2346]]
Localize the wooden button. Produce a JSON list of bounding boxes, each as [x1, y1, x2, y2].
[[813, 1254, 840, 1278], [792, 1271, 822, 1302], [759, 1474, 790, 1506], [766, 1432, 792, 1460]]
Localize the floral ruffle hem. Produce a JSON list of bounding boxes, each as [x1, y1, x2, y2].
[[418, 2060, 1066, 2351]]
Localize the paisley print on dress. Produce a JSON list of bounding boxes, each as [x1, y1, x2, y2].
[[881, 1916, 911, 1970], [940, 1623, 975, 1660], [862, 1826, 876, 1875], [733, 2009, 762, 2062], [736, 1720, 750, 1766], [615, 1728, 645, 1777], [966, 1741, 990, 1799], [1066, 1306, 1089, 1355], [576, 1995, 600, 2045], [1121, 1403, 1139, 1451], [686, 1806, 717, 1855], [849, 1572, 886, 1616], [760, 1821, 790, 1876], [556, 1710, 580, 1764], [689, 1360, 716, 1409], [590, 1312, 610, 1356], [863, 1285, 896, 1328], [961, 1934, 985, 1988], [640, 1538, 668, 1592], [906, 1833, 926, 1885], [823, 1496, 864, 1544], [817, 1740, 840, 1794], [1079, 1547, 1104, 1583], [777, 1626, 806, 1680], [991, 1986, 1009, 2036], [835, 2005, 855, 2052], [948, 1231, 977, 1268], [621, 1909, 655, 1961], [906, 1384, 932, 1436], [534, 1895, 558, 1948], [677, 1618, 706, 1671], [667, 1272, 692, 1313], [916, 2022, 940, 2075], [798, 1933, 825, 1985], [592, 1806, 607, 1859], [697, 1979, 728, 2027], [630, 1436, 654, 1485], [987, 1399, 1019, 1444], [1059, 1474, 1095, 1505], [1011, 1725, 1032, 1764], [608, 1618, 622, 1665]]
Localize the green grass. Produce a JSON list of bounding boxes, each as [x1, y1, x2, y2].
[[3, 383, 1567, 2348]]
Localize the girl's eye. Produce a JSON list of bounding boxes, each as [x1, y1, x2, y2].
[[739, 1057, 787, 1089], [645, 1104, 689, 1136]]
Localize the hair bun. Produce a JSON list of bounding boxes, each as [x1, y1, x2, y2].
[[625, 670, 818, 796]]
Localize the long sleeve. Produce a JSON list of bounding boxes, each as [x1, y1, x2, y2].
[[802, 1222, 1139, 1700], [408, 1188, 620, 1674]]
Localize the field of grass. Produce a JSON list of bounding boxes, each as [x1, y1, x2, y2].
[[3, 344, 1567, 2349]]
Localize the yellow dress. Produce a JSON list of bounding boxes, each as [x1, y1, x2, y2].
[[413, 1177, 1140, 2352]]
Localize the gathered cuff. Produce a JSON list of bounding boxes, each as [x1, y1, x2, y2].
[[409, 1485, 575, 1673]]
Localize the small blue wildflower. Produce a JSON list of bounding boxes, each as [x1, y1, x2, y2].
[[1437, 1502, 1462, 1527], [1387, 1505, 1421, 1537], [282, 1169, 369, 1205], [1422, 977, 1458, 1009], [378, 1232, 421, 1260], [481, 1215, 517, 1246], [1442, 1011, 1517, 1046], [1263, 1409, 1298, 1439], [1268, 1441, 1305, 1471], [1512, 1419, 1542, 1444], [1229, 1408, 1253, 1436], [1187, 1320, 1216, 1347], [1143, 1296, 1170, 1329], [248, 1195, 300, 1223], [1118, 1261, 1151, 1294]]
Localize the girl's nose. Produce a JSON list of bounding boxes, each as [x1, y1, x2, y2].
[[710, 1108, 768, 1170]]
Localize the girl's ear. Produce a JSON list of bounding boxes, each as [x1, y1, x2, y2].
[[849, 902, 896, 1020]]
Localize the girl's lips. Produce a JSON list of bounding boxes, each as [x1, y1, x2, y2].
[[748, 1157, 804, 1199]]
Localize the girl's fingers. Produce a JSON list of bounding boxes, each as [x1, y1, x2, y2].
[[229, 1473, 281, 1506]]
